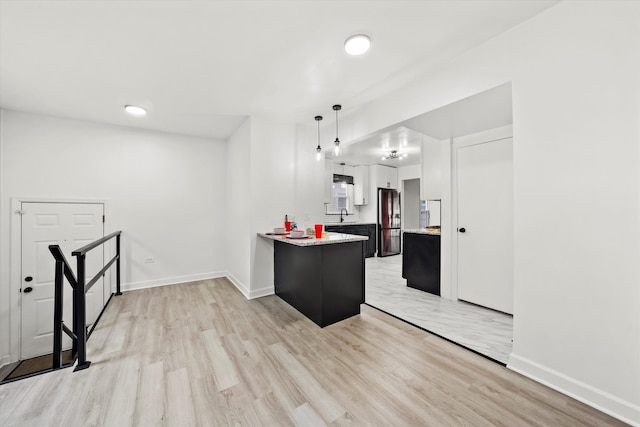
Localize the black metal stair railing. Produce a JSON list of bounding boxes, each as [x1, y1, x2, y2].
[[48, 230, 122, 372]]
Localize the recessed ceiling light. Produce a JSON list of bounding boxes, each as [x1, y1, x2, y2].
[[345, 34, 371, 55], [124, 105, 147, 116]]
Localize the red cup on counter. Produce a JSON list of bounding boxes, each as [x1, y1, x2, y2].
[[314, 224, 323, 238], [285, 221, 292, 231]]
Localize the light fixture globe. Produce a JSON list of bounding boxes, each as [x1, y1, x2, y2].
[[382, 150, 409, 161], [345, 34, 371, 55], [332, 104, 342, 156]]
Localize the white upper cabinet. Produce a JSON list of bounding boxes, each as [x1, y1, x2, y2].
[[371, 164, 398, 189], [332, 163, 354, 177], [353, 165, 369, 205]]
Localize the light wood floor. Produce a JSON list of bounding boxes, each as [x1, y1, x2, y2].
[[0, 278, 625, 426]]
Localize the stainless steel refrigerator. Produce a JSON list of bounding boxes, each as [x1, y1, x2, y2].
[[378, 188, 401, 256]]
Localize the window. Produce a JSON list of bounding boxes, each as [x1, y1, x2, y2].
[[333, 182, 348, 210], [327, 181, 354, 214]]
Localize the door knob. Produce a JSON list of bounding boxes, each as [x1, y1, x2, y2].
[[458, 227, 466, 233], [23, 287, 33, 293], [25, 276, 33, 282]]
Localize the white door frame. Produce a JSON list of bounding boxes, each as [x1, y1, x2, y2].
[[9, 197, 109, 363], [450, 125, 513, 303]]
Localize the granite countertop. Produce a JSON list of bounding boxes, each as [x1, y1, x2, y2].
[[258, 232, 368, 247], [403, 228, 441, 235]]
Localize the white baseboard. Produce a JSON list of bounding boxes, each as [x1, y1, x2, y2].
[[222, 272, 274, 300], [224, 272, 250, 299], [121, 271, 227, 292], [508, 353, 640, 426], [121, 272, 274, 301], [249, 285, 274, 299]]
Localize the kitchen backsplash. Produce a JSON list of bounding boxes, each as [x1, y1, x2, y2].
[[323, 210, 361, 224], [284, 208, 365, 231]]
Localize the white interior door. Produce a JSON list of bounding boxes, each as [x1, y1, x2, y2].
[[21, 202, 104, 359], [457, 138, 514, 314]]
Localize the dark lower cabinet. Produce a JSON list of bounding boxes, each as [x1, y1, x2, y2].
[[367, 226, 376, 257], [274, 240, 364, 327], [325, 223, 376, 257], [402, 232, 441, 296]]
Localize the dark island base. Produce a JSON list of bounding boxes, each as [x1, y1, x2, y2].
[[274, 240, 364, 327], [402, 233, 441, 296]]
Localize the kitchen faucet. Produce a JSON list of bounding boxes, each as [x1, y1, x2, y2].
[[340, 208, 348, 223]]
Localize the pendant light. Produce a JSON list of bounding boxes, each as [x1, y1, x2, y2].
[[315, 115, 323, 161], [333, 104, 342, 156]]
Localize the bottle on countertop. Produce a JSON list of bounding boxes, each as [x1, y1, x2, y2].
[[286, 215, 296, 230], [284, 214, 297, 230]]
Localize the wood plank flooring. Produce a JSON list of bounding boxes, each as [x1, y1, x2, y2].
[[0, 278, 625, 426]]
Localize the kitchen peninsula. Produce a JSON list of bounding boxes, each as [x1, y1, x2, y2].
[[258, 232, 368, 327]]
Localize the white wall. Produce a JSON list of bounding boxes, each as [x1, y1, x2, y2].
[[293, 123, 326, 228], [507, 7, 640, 423], [421, 136, 443, 200], [439, 138, 453, 301], [248, 116, 296, 298], [225, 115, 299, 299], [225, 117, 252, 295], [397, 164, 420, 182], [0, 109, 228, 364], [402, 178, 420, 230], [398, 164, 421, 230], [332, 2, 640, 423]]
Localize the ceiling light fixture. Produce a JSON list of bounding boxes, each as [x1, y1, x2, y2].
[[124, 105, 147, 116], [333, 104, 341, 156], [315, 115, 323, 162], [345, 34, 371, 55], [382, 150, 408, 161]]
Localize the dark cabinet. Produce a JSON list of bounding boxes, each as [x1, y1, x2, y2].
[[365, 224, 376, 257], [402, 232, 440, 296], [325, 223, 376, 257], [274, 240, 364, 327]]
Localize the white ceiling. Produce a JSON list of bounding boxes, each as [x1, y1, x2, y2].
[[327, 83, 512, 167], [326, 126, 424, 167], [401, 83, 513, 141], [0, 1, 557, 140]]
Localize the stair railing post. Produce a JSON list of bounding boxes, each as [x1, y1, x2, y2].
[[52, 258, 64, 369], [74, 253, 91, 371], [116, 233, 122, 295]]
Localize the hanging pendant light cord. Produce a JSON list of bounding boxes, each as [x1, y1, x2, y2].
[[333, 104, 341, 144], [315, 115, 323, 150], [335, 109, 339, 143]]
